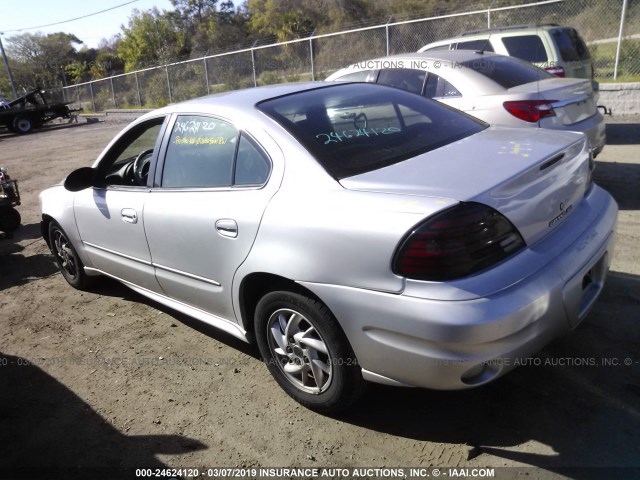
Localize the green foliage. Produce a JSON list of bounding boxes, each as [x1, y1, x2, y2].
[[619, 39, 640, 77], [590, 39, 640, 80], [117, 8, 188, 72], [4, 32, 84, 91]]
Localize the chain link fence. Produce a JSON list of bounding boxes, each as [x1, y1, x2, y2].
[[61, 0, 638, 112]]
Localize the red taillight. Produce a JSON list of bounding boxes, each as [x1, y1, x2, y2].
[[392, 202, 525, 281], [544, 66, 565, 77], [503, 100, 557, 123]]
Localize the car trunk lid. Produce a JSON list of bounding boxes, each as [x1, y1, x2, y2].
[[507, 78, 596, 125], [339, 126, 591, 246]]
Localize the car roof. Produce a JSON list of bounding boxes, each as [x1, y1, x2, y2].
[[327, 50, 503, 77], [379, 50, 500, 63], [149, 81, 329, 117], [460, 23, 564, 36]]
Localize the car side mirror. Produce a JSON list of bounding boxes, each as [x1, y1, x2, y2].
[[64, 167, 96, 192]]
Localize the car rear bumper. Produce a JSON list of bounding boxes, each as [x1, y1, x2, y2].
[[300, 186, 618, 390], [543, 112, 606, 157]]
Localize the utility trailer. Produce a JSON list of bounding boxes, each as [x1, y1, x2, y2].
[[0, 88, 80, 134]]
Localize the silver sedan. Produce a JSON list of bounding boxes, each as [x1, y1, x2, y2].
[[326, 50, 606, 156], [40, 82, 617, 412]]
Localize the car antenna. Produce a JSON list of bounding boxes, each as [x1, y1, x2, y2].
[[476, 38, 490, 55], [475, 30, 493, 55], [476, 1, 495, 55]]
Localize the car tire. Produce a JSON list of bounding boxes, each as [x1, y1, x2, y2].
[[48, 221, 95, 290], [0, 207, 20, 232], [255, 291, 365, 413], [13, 116, 33, 134]]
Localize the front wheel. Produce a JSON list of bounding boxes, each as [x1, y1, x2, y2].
[[255, 291, 365, 413], [48, 221, 95, 290], [13, 116, 33, 134]]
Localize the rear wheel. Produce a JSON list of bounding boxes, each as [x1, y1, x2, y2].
[[13, 116, 33, 134], [0, 207, 20, 232], [48, 221, 95, 290], [255, 291, 365, 413]]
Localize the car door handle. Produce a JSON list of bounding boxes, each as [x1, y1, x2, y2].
[[121, 208, 138, 224], [215, 219, 238, 238]]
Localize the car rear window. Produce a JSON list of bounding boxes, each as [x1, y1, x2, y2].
[[501, 35, 548, 63], [461, 55, 553, 89], [552, 28, 591, 61], [257, 83, 486, 179]]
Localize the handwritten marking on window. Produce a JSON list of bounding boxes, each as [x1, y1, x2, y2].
[[174, 120, 218, 135], [315, 127, 401, 144], [174, 136, 228, 145]]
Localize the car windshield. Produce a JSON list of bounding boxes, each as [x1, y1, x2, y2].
[[461, 55, 553, 89], [257, 83, 486, 179]]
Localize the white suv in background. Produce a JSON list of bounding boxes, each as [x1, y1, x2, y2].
[[418, 24, 598, 90]]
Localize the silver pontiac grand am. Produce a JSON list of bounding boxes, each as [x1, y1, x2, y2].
[[40, 82, 617, 413]]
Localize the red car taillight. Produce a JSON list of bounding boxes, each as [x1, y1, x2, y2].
[[503, 100, 557, 123], [392, 202, 525, 281], [544, 66, 565, 77]]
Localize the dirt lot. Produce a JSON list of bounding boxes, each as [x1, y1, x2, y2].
[[1, 117, 639, 480]]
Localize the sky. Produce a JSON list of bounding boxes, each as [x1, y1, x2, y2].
[[0, 0, 175, 49]]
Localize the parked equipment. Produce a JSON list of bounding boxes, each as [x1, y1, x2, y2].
[[0, 88, 80, 134], [0, 167, 21, 233]]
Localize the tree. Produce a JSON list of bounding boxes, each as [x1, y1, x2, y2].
[[247, 0, 319, 41], [117, 8, 188, 71], [90, 37, 126, 79], [168, 0, 250, 57], [5, 32, 84, 90]]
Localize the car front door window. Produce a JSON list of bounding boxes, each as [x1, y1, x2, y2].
[[97, 118, 165, 188]]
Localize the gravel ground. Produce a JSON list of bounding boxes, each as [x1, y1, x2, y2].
[[0, 116, 639, 480]]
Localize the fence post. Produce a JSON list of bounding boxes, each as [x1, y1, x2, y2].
[[165, 66, 172, 103], [386, 16, 393, 56], [487, 0, 496, 29], [89, 81, 96, 112], [203, 58, 210, 94], [110, 77, 117, 108], [309, 31, 316, 81], [76, 85, 80, 105], [134, 72, 142, 107], [613, 0, 629, 80], [251, 40, 258, 87]]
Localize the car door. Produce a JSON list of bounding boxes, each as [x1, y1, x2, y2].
[[143, 114, 281, 321], [73, 116, 167, 292]]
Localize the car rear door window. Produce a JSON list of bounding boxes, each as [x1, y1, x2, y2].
[[501, 35, 548, 63], [424, 73, 461, 98], [333, 70, 376, 82], [234, 134, 271, 186], [377, 68, 426, 94], [456, 39, 494, 52], [422, 44, 452, 51], [162, 115, 238, 188]]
